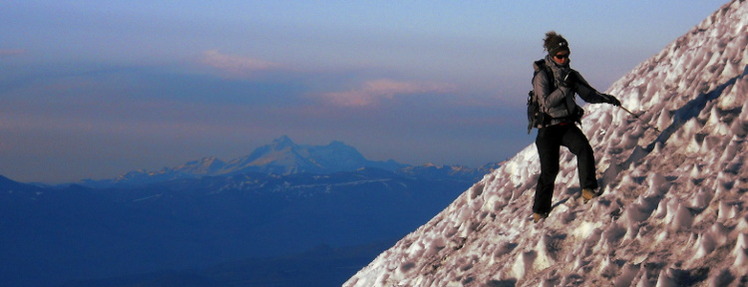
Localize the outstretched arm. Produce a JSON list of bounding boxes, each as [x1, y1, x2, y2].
[[571, 71, 621, 106]]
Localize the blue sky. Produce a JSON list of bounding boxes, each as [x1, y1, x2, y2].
[[0, 1, 728, 183]]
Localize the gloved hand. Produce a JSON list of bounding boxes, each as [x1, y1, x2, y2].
[[600, 94, 621, 106]]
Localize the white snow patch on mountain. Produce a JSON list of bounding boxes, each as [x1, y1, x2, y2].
[[345, 0, 748, 286]]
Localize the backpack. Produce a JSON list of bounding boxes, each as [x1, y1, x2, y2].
[[526, 60, 552, 133]]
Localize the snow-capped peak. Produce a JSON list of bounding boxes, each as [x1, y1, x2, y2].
[[219, 136, 404, 175], [174, 156, 226, 175], [80, 136, 411, 187], [270, 135, 296, 149], [345, 1, 748, 286]]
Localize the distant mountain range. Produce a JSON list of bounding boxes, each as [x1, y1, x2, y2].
[[79, 136, 492, 188], [1, 136, 499, 287]]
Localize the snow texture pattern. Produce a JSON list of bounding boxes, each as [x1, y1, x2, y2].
[[345, 0, 748, 286]]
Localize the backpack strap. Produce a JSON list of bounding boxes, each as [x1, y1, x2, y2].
[[532, 60, 553, 86], [527, 60, 554, 133], [531, 59, 556, 102], [532, 60, 545, 74]]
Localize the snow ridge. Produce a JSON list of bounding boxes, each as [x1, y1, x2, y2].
[[345, 1, 748, 286]]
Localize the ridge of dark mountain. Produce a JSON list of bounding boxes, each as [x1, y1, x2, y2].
[[0, 154, 496, 286], [59, 240, 398, 287]]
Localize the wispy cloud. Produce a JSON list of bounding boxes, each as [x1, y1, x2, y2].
[[199, 49, 282, 77], [0, 49, 26, 57], [320, 79, 456, 107]]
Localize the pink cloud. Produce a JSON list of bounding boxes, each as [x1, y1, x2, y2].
[[321, 79, 457, 107], [199, 49, 281, 77]]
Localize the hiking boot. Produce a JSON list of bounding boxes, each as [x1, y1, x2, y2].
[[533, 212, 549, 223], [582, 188, 598, 203]]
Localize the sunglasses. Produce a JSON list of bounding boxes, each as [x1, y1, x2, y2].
[[554, 53, 570, 60]]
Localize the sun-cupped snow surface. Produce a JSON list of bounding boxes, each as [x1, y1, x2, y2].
[[345, 0, 748, 286]]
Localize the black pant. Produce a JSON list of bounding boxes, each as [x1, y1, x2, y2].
[[534, 124, 598, 214]]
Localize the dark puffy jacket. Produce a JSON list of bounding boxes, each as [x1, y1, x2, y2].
[[532, 55, 608, 126]]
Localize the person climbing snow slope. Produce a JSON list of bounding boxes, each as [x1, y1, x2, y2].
[[531, 31, 622, 222]]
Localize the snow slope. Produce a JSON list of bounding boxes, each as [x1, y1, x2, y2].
[[345, 1, 748, 286]]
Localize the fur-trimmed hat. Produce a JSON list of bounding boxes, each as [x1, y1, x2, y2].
[[543, 31, 570, 55]]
